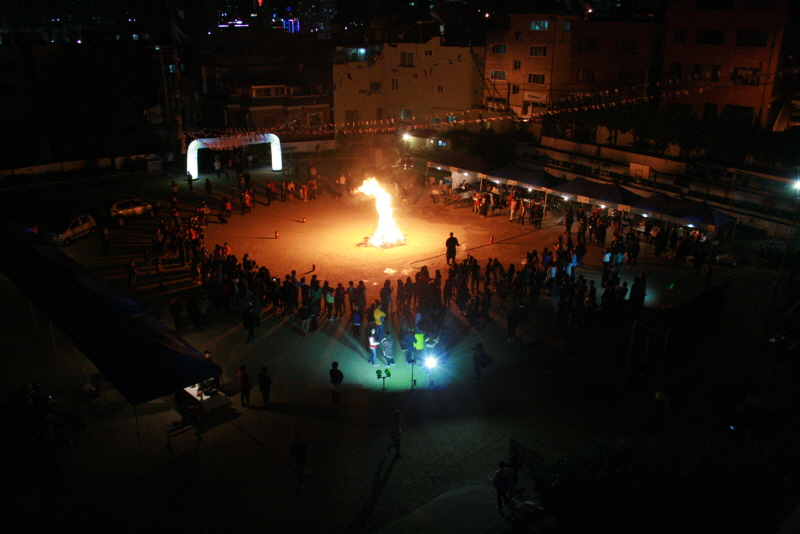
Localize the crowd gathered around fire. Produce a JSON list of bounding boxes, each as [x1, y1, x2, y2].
[[122, 159, 717, 370]]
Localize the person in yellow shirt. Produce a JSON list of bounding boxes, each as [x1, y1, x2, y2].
[[374, 304, 386, 340]]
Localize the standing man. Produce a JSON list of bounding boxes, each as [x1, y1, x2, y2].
[[205, 178, 213, 197], [237, 364, 251, 408], [374, 304, 386, 341], [387, 410, 403, 458], [329, 362, 343, 405], [492, 461, 515, 512], [126, 260, 138, 290], [368, 329, 380, 366], [445, 232, 460, 266], [258, 366, 272, 408]]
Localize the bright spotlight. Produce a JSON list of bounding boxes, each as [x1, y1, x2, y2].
[[425, 357, 437, 369], [600, 204, 606, 209], [794, 180, 800, 190], [402, 133, 411, 141]]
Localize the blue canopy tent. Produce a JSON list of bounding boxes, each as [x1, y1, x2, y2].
[[0, 221, 220, 406], [671, 200, 738, 230]]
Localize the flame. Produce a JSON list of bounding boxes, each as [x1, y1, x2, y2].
[[356, 178, 405, 247]]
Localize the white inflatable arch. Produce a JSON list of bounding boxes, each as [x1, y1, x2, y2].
[[186, 133, 283, 178]]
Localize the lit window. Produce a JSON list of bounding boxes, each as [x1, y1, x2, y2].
[[446, 115, 456, 123], [531, 20, 549, 31], [491, 44, 508, 55], [490, 70, 507, 80], [431, 117, 441, 125], [400, 108, 413, 120], [563, 21, 571, 31]]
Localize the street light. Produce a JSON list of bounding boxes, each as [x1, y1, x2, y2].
[[425, 356, 437, 388]]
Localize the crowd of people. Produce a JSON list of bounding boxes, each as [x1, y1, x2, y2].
[[121, 160, 720, 377]]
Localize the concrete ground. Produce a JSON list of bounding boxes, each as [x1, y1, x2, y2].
[[0, 161, 784, 533]]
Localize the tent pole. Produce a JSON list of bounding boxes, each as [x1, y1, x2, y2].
[[543, 190, 549, 219], [134, 405, 143, 454]]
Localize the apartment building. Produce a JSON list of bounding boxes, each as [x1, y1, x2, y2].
[[484, 14, 580, 116], [660, 0, 792, 127], [332, 37, 485, 129]]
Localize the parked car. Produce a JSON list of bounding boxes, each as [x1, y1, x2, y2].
[[104, 198, 160, 225], [44, 215, 97, 246]]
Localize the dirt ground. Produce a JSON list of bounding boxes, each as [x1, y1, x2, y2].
[[0, 161, 789, 533]]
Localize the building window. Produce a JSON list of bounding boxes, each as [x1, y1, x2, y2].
[[730, 67, 761, 85], [692, 64, 720, 81], [512, 85, 520, 95], [513, 60, 521, 70], [615, 39, 639, 54], [424, 49, 433, 56], [252, 86, 286, 97], [391, 78, 399, 90], [491, 44, 508, 54], [696, 29, 725, 46], [400, 52, 414, 67], [400, 108, 413, 120], [370, 81, 381, 93], [529, 46, 547, 57], [579, 37, 599, 51], [668, 63, 683, 79], [437, 85, 444, 93], [531, 20, 549, 31], [577, 68, 597, 82], [490, 70, 507, 80], [446, 115, 456, 123], [673, 28, 687, 44], [308, 113, 322, 127], [563, 21, 571, 31], [736, 30, 768, 47], [437, 140, 448, 147], [345, 110, 359, 122], [431, 117, 441, 126], [132, 34, 139, 41], [527, 73, 546, 84]]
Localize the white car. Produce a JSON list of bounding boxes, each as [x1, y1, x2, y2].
[[105, 198, 160, 225], [45, 215, 97, 245]]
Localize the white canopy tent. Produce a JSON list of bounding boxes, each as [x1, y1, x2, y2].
[[186, 133, 283, 178]]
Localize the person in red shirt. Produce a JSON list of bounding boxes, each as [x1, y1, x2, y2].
[[368, 329, 379, 366]]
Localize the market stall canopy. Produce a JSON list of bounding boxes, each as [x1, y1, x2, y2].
[[487, 164, 566, 190], [0, 221, 220, 406], [554, 177, 643, 206], [671, 200, 738, 229]]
